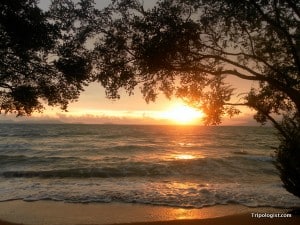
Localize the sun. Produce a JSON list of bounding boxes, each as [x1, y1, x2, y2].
[[161, 103, 204, 125]]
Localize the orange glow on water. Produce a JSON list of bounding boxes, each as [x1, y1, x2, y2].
[[175, 154, 196, 160]]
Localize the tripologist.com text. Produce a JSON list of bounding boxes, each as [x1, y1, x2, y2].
[[251, 213, 292, 218]]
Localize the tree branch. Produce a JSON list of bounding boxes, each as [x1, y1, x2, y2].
[[260, 109, 289, 139], [249, 0, 300, 73], [198, 42, 285, 79], [194, 54, 268, 79], [188, 53, 300, 110], [0, 83, 13, 90], [224, 102, 248, 106], [285, 0, 300, 18]]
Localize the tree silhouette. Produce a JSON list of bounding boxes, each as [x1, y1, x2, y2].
[[1, 0, 300, 200], [91, 0, 300, 199], [0, 0, 94, 116]]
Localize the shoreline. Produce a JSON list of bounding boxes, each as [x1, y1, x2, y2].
[[0, 200, 298, 225]]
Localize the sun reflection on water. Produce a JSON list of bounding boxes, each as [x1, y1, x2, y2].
[[175, 154, 196, 160]]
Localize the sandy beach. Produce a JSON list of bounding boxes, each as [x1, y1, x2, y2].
[[0, 201, 298, 225], [1, 215, 299, 225]]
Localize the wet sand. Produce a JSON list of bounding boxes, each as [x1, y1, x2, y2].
[[0, 201, 298, 225]]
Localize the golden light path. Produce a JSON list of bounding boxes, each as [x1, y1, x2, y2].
[[175, 154, 196, 160]]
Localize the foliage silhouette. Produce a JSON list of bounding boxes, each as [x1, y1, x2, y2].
[[1, 0, 300, 200], [91, 0, 300, 199], [0, 0, 94, 115]]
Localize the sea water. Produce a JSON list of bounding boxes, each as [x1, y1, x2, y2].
[[0, 124, 299, 208]]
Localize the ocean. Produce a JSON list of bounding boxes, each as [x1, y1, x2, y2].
[[0, 124, 299, 208]]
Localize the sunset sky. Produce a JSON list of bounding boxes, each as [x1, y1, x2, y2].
[[1, 78, 257, 125], [0, 0, 258, 125]]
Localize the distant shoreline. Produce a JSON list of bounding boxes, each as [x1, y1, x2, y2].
[[0, 121, 271, 126]]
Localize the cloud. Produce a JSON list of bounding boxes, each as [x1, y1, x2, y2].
[[0, 108, 260, 126], [53, 112, 167, 124]]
